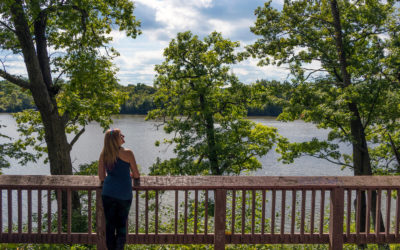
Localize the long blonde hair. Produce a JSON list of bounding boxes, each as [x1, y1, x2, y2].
[[101, 128, 121, 170]]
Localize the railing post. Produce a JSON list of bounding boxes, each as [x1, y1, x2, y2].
[[96, 188, 107, 250], [329, 187, 344, 250], [214, 189, 227, 250]]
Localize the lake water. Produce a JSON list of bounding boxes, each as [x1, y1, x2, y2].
[[0, 113, 353, 176]]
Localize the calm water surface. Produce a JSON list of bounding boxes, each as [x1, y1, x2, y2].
[[0, 113, 352, 176]]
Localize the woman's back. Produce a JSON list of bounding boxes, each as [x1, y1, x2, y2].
[[102, 158, 133, 200]]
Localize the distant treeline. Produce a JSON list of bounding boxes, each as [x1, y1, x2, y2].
[[0, 81, 36, 112], [0, 81, 281, 116], [118, 83, 156, 114]]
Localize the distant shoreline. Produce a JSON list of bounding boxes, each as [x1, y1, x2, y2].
[[0, 111, 279, 118]]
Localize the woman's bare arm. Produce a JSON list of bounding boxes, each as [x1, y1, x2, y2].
[[128, 150, 140, 179], [98, 154, 106, 182]]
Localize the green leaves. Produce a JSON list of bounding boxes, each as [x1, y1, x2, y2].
[[0, 0, 141, 172], [57, 51, 126, 129], [149, 31, 280, 176], [249, 0, 400, 173], [0, 81, 35, 112]]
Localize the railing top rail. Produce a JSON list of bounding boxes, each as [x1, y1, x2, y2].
[[1, 175, 400, 189]]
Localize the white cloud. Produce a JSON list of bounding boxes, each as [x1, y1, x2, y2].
[[231, 68, 249, 76], [116, 49, 163, 68], [108, 30, 128, 43], [0, 53, 27, 76], [135, 0, 208, 40], [233, 58, 291, 84], [1, 0, 291, 86], [208, 19, 235, 36]]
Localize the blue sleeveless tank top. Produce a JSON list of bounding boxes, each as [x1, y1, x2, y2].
[[102, 158, 133, 200]]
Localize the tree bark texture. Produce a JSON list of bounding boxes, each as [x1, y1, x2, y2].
[[9, 0, 79, 210], [330, 1, 387, 248], [199, 93, 220, 175], [9, 0, 73, 176], [329, 0, 373, 177]]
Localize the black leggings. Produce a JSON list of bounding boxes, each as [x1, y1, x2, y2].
[[102, 195, 132, 250]]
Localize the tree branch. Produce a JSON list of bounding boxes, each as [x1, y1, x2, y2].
[[0, 69, 30, 89], [387, 132, 400, 169], [304, 68, 327, 81], [61, 110, 70, 126], [325, 116, 350, 138], [363, 80, 381, 129], [53, 67, 69, 86], [0, 20, 16, 33], [306, 152, 353, 169], [332, 67, 343, 83], [69, 127, 85, 151]]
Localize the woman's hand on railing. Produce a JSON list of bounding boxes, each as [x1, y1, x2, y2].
[[131, 172, 141, 186]]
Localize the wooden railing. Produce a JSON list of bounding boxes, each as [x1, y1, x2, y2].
[[1, 175, 400, 249]]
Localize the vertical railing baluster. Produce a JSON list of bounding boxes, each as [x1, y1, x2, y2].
[[329, 188, 344, 249], [356, 190, 361, 235], [135, 190, 139, 235], [28, 189, 32, 235], [18, 189, 22, 235], [88, 190, 92, 235], [145, 190, 149, 235], [311, 189, 315, 235], [375, 189, 381, 237], [38, 189, 42, 234], [281, 190, 286, 235], [155, 190, 159, 235], [194, 190, 198, 235], [300, 189, 306, 237], [47, 189, 51, 234], [214, 189, 227, 250], [184, 190, 188, 235], [8, 189, 12, 234], [67, 189, 71, 236], [346, 189, 351, 237], [319, 190, 325, 236], [205, 190, 208, 235], [242, 190, 246, 235], [386, 189, 391, 237], [57, 189, 61, 234], [396, 189, 400, 238], [2, 176, 400, 247], [0, 189, 2, 234], [251, 190, 256, 235], [174, 190, 178, 235], [261, 190, 266, 235], [291, 189, 296, 235], [231, 190, 236, 235], [271, 189, 276, 235], [366, 189, 372, 235]]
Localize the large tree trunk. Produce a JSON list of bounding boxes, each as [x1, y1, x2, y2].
[[348, 103, 372, 176], [10, 0, 80, 215], [330, 1, 387, 248], [40, 110, 74, 176], [10, 0, 74, 176], [205, 112, 220, 175], [199, 93, 220, 174]]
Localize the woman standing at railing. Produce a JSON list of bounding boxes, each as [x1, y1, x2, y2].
[[98, 128, 140, 250]]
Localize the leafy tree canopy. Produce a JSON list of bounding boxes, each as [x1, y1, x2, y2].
[[248, 0, 400, 175], [0, 0, 141, 174], [147, 31, 281, 176]]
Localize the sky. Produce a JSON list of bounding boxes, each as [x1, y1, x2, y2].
[[114, 0, 287, 86], [1, 0, 289, 86]]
